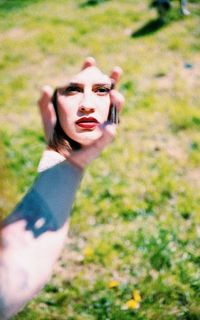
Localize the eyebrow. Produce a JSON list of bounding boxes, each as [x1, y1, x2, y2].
[[66, 82, 83, 87], [66, 82, 112, 88], [92, 83, 112, 88]]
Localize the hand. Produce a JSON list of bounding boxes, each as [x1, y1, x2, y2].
[[38, 57, 98, 142], [38, 57, 124, 142], [38, 57, 125, 169], [69, 122, 116, 169], [69, 84, 125, 169]]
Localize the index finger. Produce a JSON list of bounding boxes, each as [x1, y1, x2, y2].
[[110, 66, 123, 87], [81, 56, 96, 70]]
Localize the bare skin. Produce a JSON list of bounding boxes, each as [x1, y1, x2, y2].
[[38, 57, 124, 143], [0, 58, 125, 319]]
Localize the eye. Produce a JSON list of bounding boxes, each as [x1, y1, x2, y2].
[[95, 86, 111, 95], [63, 85, 82, 95]]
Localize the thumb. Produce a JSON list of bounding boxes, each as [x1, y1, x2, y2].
[[95, 122, 116, 151], [69, 123, 116, 169]]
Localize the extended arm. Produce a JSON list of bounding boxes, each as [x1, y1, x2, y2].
[[0, 123, 119, 319], [0, 154, 82, 319], [0, 57, 124, 319]]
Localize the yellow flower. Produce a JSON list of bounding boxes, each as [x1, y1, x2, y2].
[[132, 290, 142, 302], [108, 280, 120, 289], [125, 299, 140, 310], [83, 247, 93, 257]]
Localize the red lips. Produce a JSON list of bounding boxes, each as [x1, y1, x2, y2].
[[76, 117, 99, 130]]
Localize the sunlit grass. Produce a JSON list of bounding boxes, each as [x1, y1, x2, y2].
[[1, 0, 200, 319]]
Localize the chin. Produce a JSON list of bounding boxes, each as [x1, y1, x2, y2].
[[75, 131, 103, 146]]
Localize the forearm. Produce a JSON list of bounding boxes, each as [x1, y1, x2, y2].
[[0, 123, 117, 319], [0, 158, 83, 319], [0, 221, 68, 319]]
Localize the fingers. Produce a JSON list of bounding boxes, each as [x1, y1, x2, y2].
[[110, 89, 125, 112], [109, 66, 124, 113], [110, 66, 123, 87], [96, 123, 117, 149], [82, 56, 96, 70], [38, 58, 124, 145], [38, 85, 56, 142], [38, 85, 53, 107], [82, 57, 123, 87], [69, 123, 116, 169]]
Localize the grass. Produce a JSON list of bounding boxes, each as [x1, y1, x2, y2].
[[0, 0, 200, 319]]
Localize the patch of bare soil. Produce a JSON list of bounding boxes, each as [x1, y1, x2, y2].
[[139, 58, 200, 94], [53, 236, 104, 284], [157, 135, 188, 162], [187, 168, 200, 188], [1, 27, 25, 40], [0, 110, 39, 131], [0, 27, 37, 41], [126, 112, 188, 162]]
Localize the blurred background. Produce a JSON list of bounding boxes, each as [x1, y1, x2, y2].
[[0, 0, 200, 319]]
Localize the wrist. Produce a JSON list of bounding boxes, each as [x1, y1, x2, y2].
[[38, 149, 67, 173]]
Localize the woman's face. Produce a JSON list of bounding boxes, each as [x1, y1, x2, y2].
[[56, 66, 112, 146]]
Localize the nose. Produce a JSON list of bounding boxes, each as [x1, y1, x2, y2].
[[79, 105, 95, 114], [78, 92, 95, 114]]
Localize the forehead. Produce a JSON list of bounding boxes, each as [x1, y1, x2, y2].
[[69, 66, 111, 85]]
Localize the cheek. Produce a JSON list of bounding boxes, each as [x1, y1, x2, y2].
[[58, 108, 76, 139], [56, 107, 75, 137], [58, 108, 69, 128], [98, 97, 111, 119], [57, 97, 77, 121]]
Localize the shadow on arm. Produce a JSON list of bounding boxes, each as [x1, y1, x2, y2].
[[2, 161, 82, 239]]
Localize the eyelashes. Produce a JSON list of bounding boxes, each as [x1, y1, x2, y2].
[[63, 85, 82, 95], [62, 85, 111, 96], [94, 86, 111, 95]]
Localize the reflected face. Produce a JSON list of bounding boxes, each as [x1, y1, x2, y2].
[[56, 66, 112, 146]]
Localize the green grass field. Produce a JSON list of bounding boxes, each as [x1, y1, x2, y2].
[[0, 0, 200, 319]]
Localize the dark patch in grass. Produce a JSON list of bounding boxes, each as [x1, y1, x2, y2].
[[131, 6, 184, 38], [155, 71, 167, 77], [112, 242, 124, 251], [170, 115, 200, 133], [97, 189, 118, 201], [192, 116, 200, 127], [0, 0, 41, 13], [44, 283, 59, 293], [178, 291, 188, 306], [150, 249, 172, 270], [190, 278, 200, 295], [120, 80, 136, 94], [161, 189, 172, 200], [181, 211, 191, 220], [121, 208, 154, 221], [135, 228, 175, 270], [190, 141, 199, 151], [191, 256, 200, 268], [120, 209, 138, 221], [131, 19, 166, 38], [80, 0, 109, 8]]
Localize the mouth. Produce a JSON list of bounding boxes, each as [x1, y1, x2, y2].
[[76, 117, 99, 130]]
